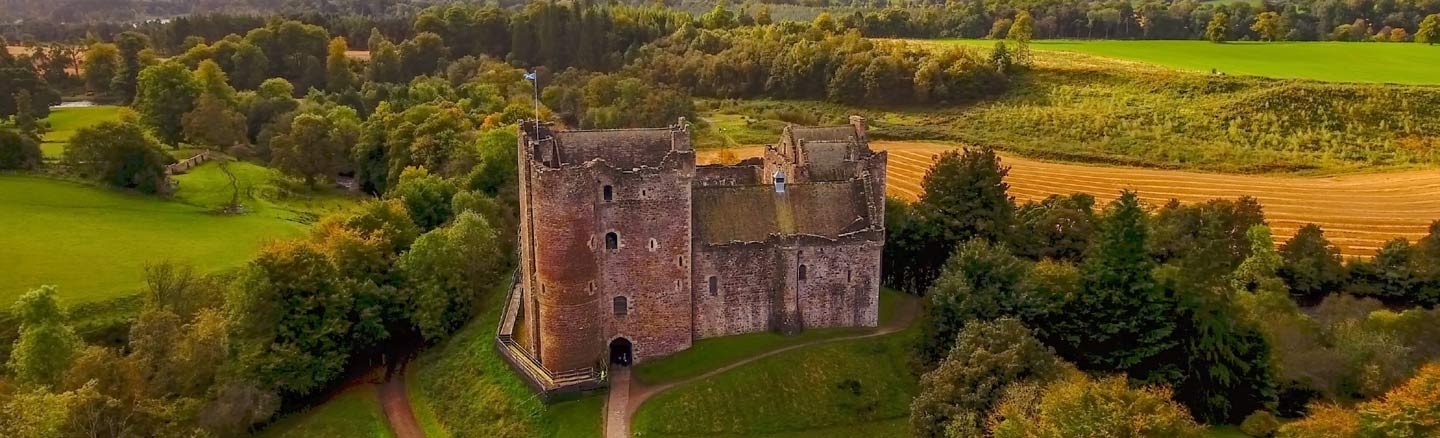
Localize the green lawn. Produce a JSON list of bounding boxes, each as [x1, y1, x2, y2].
[[929, 39, 1440, 85], [171, 160, 358, 222], [256, 385, 395, 438], [631, 318, 920, 437], [634, 289, 904, 385], [411, 282, 605, 438], [38, 105, 123, 159], [0, 175, 308, 304]]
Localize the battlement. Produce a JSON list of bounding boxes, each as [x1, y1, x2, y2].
[[520, 118, 691, 170]]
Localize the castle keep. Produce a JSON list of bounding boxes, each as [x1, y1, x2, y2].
[[497, 116, 886, 392]]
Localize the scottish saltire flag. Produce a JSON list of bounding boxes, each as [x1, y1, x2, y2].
[[524, 71, 537, 81]]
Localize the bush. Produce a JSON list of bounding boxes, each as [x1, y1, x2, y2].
[[1241, 410, 1281, 437], [1277, 404, 1360, 438], [0, 128, 42, 170], [990, 371, 1204, 438], [62, 121, 174, 194], [909, 318, 1062, 437]]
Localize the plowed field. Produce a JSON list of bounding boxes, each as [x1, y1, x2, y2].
[[700, 142, 1440, 257]]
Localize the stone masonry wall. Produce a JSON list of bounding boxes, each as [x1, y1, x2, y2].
[[528, 164, 604, 372], [596, 156, 695, 364], [691, 242, 783, 339], [794, 236, 882, 329]]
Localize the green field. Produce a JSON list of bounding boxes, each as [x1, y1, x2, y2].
[[631, 318, 920, 437], [0, 175, 309, 303], [256, 385, 395, 438], [929, 39, 1440, 85], [38, 105, 123, 159]]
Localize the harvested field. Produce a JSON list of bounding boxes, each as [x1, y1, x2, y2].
[[699, 142, 1440, 257]]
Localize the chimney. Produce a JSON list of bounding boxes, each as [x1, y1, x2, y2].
[[849, 115, 867, 141]]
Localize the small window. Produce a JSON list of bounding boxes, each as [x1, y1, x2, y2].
[[605, 232, 618, 250], [648, 238, 658, 251], [603, 185, 613, 202], [798, 264, 808, 280], [613, 296, 628, 316], [707, 276, 718, 296]]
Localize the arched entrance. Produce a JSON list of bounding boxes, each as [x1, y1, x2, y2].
[[609, 337, 633, 366]]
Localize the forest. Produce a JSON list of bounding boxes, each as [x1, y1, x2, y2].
[[1, 0, 1438, 437]]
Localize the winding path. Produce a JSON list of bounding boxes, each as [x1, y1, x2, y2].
[[378, 365, 424, 438], [605, 296, 921, 438]]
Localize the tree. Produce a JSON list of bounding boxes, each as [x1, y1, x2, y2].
[[991, 372, 1204, 438], [13, 90, 38, 135], [1013, 194, 1096, 262], [133, 62, 201, 144], [1354, 362, 1440, 437], [367, 40, 404, 84], [193, 59, 236, 104], [1007, 11, 1034, 66], [1416, 14, 1439, 44], [918, 240, 1058, 367], [63, 121, 173, 193], [269, 107, 360, 188], [8, 286, 83, 388], [1051, 191, 1177, 373], [400, 32, 449, 79], [112, 31, 154, 102], [81, 43, 122, 95], [229, 43, 270, 90], [1252, 12, 1284, 41], [326, 37, 358, 93], [1207, 12, 1231, 43], [0, 128, 42, 170], [226, 240, 353, 396], [0, 67, 59, 119], [182, 94, 248, 149], [910, 319, 1063, 438], [399, 212, 505, 340], [1278, 224, 1345, 304], [388, 166, 459, 230], [917, 147, 1016, 281], [703, 1, 739, 30]]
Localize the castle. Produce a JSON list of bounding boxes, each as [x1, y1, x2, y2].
[[496, 116, 886, 392]]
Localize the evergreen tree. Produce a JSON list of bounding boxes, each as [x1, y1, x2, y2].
[[1052, 191, 1178, 373]]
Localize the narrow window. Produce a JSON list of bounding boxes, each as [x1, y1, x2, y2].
[[798, 264, 808, 280], [605, 232, 618, 250], [708, 276, 718, 296], [613, 296, 628, 316], [648, 238, 658, 251], [603, 185, 613, 202]]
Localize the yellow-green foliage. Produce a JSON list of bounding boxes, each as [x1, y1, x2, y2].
[[1240, 410, 1281, 437], [990, 371, 1205, 438]]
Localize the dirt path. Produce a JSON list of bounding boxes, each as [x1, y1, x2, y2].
[[607, 296, 921, 438], [378, 366, 424, 438], [699, 142, 1440, 257]]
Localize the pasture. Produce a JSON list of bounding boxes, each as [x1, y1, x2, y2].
[[926, 39, 1440, 85], [0, 175, 308, 303], [39, 105, 123, 159]]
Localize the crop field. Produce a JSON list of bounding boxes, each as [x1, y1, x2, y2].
[[39, 105, 123, 158], [925, 39, 1440, 85], [701, 142, 1440, 257]]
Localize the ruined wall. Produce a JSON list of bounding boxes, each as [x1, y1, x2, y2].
[[695, 164, 761, 187], [691, 242, 782, 338], [597, 154, 695, 364], [793, 236, 882, 329]]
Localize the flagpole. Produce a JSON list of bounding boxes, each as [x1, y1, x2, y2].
[[530, 70, 540, 141]]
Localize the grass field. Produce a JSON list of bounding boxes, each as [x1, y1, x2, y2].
[[38, 105, 123, 159], [630, 314, 920, 437], [256, 385, 395, 438], [928, 39, 1440, 85], [0, 175, 309, 303], [411, 282, 605, 438], [634, 289, 902, 385], [171, 160, 358, 222]]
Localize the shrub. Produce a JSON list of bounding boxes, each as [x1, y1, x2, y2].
[[990, 371, 1204, 438], [1241, 410, 1281, 437], [1277, 404, 1360, 438], [909, 318, 1062, 437]]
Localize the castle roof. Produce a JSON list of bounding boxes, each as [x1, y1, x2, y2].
[[692, 180, 871, 244], [788, 125, 861, 143]]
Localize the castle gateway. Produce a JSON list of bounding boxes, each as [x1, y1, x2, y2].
[[497, 116, 886, 392]]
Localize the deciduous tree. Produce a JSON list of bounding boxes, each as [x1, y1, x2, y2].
[[1417, 14, 1439, 44], [8, 286, 82, 388], [1207, 12, 1230, 43], [63, 121, 173, 193], [910, 319, 1063, 438], [134, 62, 201, 144]]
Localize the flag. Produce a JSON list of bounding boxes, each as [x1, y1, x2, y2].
[[524, 71, 537, 81]]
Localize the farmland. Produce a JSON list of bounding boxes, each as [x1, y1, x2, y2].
[[924, 39, 1440, 85], [700, 142, 1440, 257]]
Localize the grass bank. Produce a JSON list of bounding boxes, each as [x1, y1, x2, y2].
[[38, 105, 123, 159], [255, 385, 395, 438], [927, 39, 1440, 85], [410, 283, 605, 438]]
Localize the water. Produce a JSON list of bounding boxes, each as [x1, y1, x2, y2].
[[51, 101, 97, 108]]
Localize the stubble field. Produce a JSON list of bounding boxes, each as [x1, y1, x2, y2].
[[701, 142, 1440, 257]]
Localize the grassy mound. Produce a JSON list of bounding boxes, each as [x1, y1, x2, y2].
[[256, 385, 395, 438], [929, 39, 1440, 85], [631, 321, 920, 437], [0, 175, 308, 304], [410, 284, 604, 438]]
